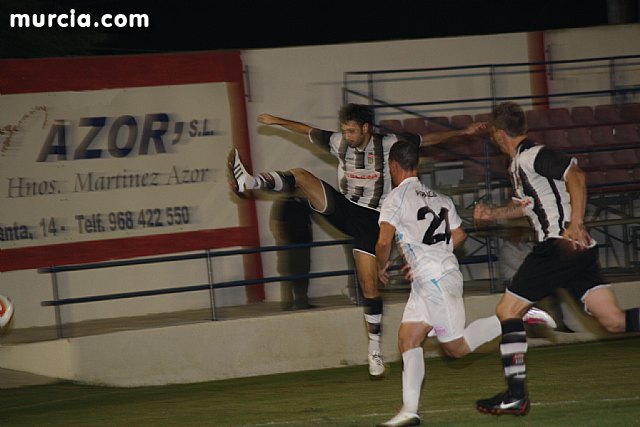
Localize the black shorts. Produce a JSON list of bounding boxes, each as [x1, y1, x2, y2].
[[311, 181, 380, 256], [509, 238, 605, 304]]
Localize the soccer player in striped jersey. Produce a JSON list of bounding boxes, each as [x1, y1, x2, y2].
[[228, 103, 483, 379], [473, 102, 640, 416]]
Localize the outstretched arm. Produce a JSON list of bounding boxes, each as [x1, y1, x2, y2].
[[562, 164, 592, 248], [375, 222, 396, 285], [257, 114, 314, 135], [420, 121, 487, 147], [473, 198, 529, 225]]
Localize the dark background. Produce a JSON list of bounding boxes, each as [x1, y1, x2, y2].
[[1, 0, 636, 59]]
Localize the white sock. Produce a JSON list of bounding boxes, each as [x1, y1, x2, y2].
[[365, 313, 382, 354], [463, 315, 501, 352], [368, 332, 381, 354], [402, 347, 424, 414]]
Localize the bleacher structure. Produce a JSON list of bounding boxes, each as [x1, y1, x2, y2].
[[343, 55, 640, 290]]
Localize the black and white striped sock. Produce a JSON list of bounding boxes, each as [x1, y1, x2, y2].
[[500, 319, 528, 398], [256, 171, 296, 191]]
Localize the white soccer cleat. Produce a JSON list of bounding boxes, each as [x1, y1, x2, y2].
[[377, 410, 421, 427], [523, 307, 557, 329], [0, 295, 15, 329], [368, 351, 385, 379], [227, 148, 253, 193]]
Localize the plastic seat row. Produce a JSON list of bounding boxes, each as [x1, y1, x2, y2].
[[378, 103, 640, 136], [529, 123, 640, 149], [587, 169, 640, 192], [526, 103, 640, 131], [575, 148, 640, 168]]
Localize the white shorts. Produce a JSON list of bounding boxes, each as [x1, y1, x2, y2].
[[401, 269, 465, 343]]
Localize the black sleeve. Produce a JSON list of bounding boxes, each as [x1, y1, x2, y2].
[[309, 129, 333, 151], [533, 147, 573, 180]]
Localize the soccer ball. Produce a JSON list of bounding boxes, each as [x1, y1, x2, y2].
[[0, 294, 15, 329]]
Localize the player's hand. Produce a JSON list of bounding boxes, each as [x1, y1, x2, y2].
[[473, 202, 493, 226], [561, 222, 592, 250], [378, 261, 391, 285], [399, 263, 413, 282], [257, 114, 278, 125], [464, 121, 488, 135]]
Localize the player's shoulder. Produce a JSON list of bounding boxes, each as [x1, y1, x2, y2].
[[518, 139, 543, 156]]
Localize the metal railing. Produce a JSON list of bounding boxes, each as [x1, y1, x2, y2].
[[38, 231, 503, 339]]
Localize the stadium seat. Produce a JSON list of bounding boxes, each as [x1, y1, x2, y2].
[[611, 147, 639, 165], [378, 119, 403, 133], [606, 169, 633, 184], [613, 123, 640, 144], [474, 112, 491, 123], [426, 116, 452, 132], [450, 114, 474, 129], [528, 130, 545, 143], [571, 106, 597, 126], [402, 117, 429, 135], [590, 125, 617, 146], [567, 127, 596, 147], [525, 109, 550, 131], [587, 170, 608, 186], [542, 129, 569, 149], [620, 102, 640, 123], [594, 104, 624, 124], [546, 108, 573, 128], [462, 159, 486, 183], [457, 136, 489, 157], [588, 150, 616, 168]]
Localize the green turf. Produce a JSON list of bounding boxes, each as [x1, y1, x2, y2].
[[2, 337, 639, 426]]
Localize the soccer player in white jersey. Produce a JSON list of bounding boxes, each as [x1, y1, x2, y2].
[[473, 102, 640, 416], [376, 139, 526, 427], [228, 103, 484, 378]]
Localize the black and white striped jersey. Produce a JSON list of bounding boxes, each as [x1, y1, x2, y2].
[[309, 129, 421, 211], [510, 139, 576, 242]]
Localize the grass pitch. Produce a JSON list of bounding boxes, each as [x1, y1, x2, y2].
[[2, 336, 639, 426]]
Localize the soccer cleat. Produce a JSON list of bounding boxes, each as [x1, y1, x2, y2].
[[227, 148, 253, 193], [377, 411, 421, 427], [0, 295, 15, 329], [476, 390, 530, 416], [523, 307, 557, 329], [368, 351, 385, 379]]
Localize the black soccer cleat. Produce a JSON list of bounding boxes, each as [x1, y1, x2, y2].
[[476, 390, 530, 416]]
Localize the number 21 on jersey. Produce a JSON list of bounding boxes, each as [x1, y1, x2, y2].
[[417, 206, 451, 245]]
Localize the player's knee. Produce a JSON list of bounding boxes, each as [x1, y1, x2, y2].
[[597, 312, 625, 334], [441, 344, 467, 359], [290, 168, 312, 184], [440, 338, 469, 359], [360, 281, 379, 298]]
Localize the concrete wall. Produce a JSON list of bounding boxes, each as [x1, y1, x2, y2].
[[1, 281, 638, 386]]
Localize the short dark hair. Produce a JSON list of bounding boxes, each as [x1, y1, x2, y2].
[[338, 103, 374, 126], [389, 140, 419, 171], [491, 102, 527, 137]]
